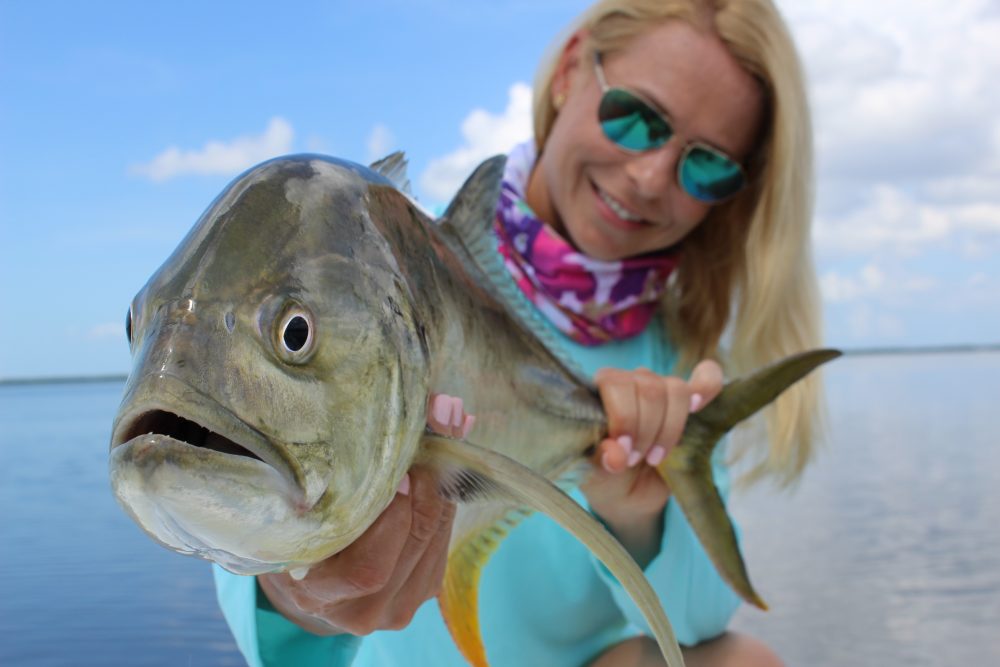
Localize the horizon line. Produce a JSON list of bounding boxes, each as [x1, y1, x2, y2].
[[2, 342, 1000, 386]]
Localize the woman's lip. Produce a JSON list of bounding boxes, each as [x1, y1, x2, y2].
[[591, 182, 648, 231]]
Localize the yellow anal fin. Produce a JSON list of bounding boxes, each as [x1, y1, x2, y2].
[[438, 526, 510, 667], [421, 434, 685, 667]]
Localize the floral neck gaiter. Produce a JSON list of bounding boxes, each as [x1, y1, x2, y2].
[[494, 141, 678, 346]]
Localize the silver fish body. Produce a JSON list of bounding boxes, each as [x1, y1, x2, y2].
[[109, 153, 838, 666], [110, 155, 601, 574]]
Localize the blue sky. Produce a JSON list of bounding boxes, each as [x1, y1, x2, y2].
[[2, 0, 998, 379]]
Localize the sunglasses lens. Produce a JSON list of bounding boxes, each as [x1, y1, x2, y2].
[[680, 147, 746, 203], [598, 88, 671, 151]]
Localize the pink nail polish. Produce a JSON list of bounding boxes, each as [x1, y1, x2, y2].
[[601, 451, 615, 473], [616, 434, 633, 455], [432, 398, 450, 425], [690, 393, 703, 412], [397, 474, 411, 496], [627, 450, 642, 467], [451, 397, 464, 427], [646, 445, 666, 466]]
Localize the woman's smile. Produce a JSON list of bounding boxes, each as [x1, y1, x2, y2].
[[592, 180, 648, 228], [526, 20, 764, 262]]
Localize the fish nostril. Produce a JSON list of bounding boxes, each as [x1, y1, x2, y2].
[[224, 312, 236, 332]]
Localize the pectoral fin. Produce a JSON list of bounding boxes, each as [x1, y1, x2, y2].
[[421, 434, 685, 667], [664, 348, 841, 609]]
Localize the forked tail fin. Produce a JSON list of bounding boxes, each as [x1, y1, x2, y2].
[[662, 348, 842, 609]]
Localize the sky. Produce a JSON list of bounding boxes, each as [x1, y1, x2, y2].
[[1, 0, 998, 379]]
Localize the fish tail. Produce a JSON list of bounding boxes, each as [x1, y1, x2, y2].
[[661, 348, 841, 609]]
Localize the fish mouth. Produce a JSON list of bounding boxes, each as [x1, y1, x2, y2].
[[111, 380, 313, 510], [117, 409, 264, 462]]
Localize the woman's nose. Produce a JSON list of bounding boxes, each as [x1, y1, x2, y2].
[[623, 142, 680, 200]]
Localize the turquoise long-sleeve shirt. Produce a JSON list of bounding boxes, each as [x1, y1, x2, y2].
[[213, 315, 741, 666]]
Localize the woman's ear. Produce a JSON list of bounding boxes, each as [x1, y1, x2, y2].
[[551, 29, 589, 107]]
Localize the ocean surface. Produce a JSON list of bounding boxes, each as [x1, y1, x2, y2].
[[1, 352, 997, 666]]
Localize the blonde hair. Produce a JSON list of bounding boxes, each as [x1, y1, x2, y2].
[[533, 0, 823, 487]]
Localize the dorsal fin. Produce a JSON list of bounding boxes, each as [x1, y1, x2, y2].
[[369, 151, 411, 194], [436, 156, 593, 389]]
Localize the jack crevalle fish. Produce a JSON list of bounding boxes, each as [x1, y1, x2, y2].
[[109, 153, 839, 667]]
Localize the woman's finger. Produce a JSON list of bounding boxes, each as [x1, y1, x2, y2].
[[655, 377, 692, 455], [331, 471, 452, 633], [594, 435, 632, 474], [596, 368, 639, 444], [312, 484, 415, 601], [630, 370, 669, 465], [365, 467, 446, 591], [688, 359, 724, 412], [256, 489, 415, 635], [384, 497, 457, 629]]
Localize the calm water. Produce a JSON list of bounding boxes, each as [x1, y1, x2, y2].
[[730, 352, 1000, 665], [1, 352, 998, 666]]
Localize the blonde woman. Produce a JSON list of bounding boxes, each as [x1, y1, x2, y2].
[[215, 1, 822, 665]]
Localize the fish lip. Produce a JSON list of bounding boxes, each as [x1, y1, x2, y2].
[[111, 373, 310, 508]]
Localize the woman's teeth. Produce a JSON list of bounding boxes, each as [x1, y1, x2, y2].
[[597, 188, 642, 222]]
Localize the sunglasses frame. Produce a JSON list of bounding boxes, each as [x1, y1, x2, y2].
[[592, 52, 748, 204]]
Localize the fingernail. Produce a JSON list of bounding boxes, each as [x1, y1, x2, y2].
[[397, 473, 411, 496], [646, 445, 666, 466], [433, 398, 450, 425], [451, 397, 464, 427], [616, 434, 633, 455], [690, 393, 703, 412], [601, 450, 615, 473], [627, 450, 642, 467], [461, 415, 476, 438]]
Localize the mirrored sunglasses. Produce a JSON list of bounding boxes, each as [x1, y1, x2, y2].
[[593, 53, 747, 203]]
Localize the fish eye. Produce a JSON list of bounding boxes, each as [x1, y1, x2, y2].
[[283, 316, 309, 351], [276, 307, 315, 363]]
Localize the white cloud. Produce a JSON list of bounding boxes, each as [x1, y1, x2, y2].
[[783, 0, 1000, 182], [821, 264, 885, 303], [821, 262, 937, 304], [774, 0, 1000, 267], [815, 185, 951, 256], [130, 117, 294, 182], [420, 83, 533, 202], [366, 124, 395, 164]]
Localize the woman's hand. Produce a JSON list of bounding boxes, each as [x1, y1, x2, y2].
[[258, 467, 456, 636], [581, 360, 723, 567]]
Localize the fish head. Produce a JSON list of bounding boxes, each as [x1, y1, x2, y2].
[[110, 156, 430, 574]]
